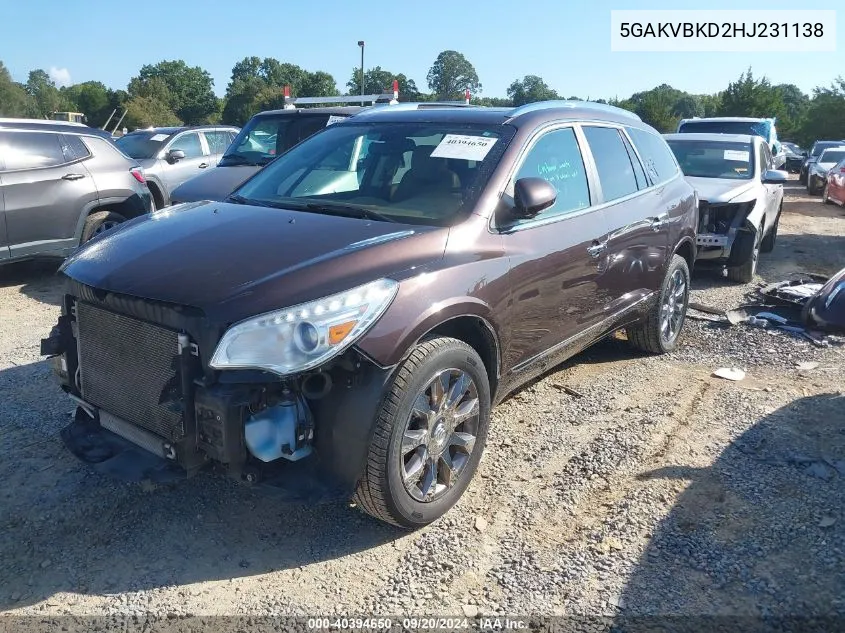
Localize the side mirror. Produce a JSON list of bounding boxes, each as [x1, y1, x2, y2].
[[512, 177, 557, 219], [762, 169, 788, 184], [167, 149, 186, 163], [802, 151, 808, 158]]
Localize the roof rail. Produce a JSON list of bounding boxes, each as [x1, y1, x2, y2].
[[281, 79, 400, 109], [507, 100, 642, 121]]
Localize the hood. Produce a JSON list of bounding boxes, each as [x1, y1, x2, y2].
[[814, 161, 836, 171], [170, 165, 260, 204], [685, 177, 756, 203], [60, 201, 447, 323]]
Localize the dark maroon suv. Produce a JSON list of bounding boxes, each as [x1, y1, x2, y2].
[[42, 101, 697, 528]]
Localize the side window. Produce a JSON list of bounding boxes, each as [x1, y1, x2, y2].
[[61, 135, 92, 162], [1, 132, 66, 170], [511, 127, 590, 222], [169, 132, 203, 158], [620, 132, 647, 189], [294, 117, 330, 145], [626, 127, 679, 185], [204, 131, 232, 154], [582, 126, 639, 202]]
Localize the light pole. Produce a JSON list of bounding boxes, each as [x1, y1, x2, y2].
[[357, 40, 365, 96]]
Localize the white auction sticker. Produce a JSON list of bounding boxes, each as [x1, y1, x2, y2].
[[150, 133, 169, 142], [430, 134, 497, 161], [325, 115, 345, 126], [724, 150, 750, 162]]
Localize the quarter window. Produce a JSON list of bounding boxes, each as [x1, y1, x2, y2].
[[626, 127, 679, 185], [61, 135, 91, 161], [582, 126, 639, 202], [0, 131, 66, 170], [511, 127, 590, 222], [170, 132, 203, 158]]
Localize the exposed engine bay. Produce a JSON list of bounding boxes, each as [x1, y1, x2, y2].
[[694, 200, 756, 261]]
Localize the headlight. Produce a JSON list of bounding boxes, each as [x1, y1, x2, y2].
[[209, 278, 399, 376]]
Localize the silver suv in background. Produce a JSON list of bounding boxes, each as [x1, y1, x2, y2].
[[114, 125, 239, 208], [0, 119, 153, 265]]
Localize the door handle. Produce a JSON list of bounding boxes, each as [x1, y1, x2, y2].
[[587, 241, 607, 258], [62, 173, 85, 181], [198, 163, 208, 169]]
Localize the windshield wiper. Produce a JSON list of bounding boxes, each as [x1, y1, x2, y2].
[[301, 201, 397, 223], [226, 194, 280, 208], [220, 155, 262, 167]]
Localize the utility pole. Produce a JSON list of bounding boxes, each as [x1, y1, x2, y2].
[[357, 41, 365, 96]]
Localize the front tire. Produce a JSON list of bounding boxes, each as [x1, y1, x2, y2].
[[353, 337, 491, 529], [760, 211, 779, 253], [627, 254, 690, 355], [727, 228, 760, 284], [823, 184, 832, 205], [80, 211, 127, 243]]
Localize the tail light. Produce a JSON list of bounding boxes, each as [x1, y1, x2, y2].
[[130, 167, 146, 184]]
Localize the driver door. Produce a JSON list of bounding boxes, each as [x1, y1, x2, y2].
[[161, 131, 209, 193]]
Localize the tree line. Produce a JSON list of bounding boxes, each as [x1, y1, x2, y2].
[[1, 51, 843, 146]]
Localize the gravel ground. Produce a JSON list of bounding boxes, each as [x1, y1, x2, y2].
[[1, 177, 843, 622]]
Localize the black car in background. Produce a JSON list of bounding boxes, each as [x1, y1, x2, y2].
[[800, 140, 845, 184], [782, 142, 806, 173]]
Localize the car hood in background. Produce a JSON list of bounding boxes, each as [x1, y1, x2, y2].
[[59, 201, 447, 323], [170, 165, 261, 204], [684, 177, 757, 203]]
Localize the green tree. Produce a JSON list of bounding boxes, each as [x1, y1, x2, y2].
[[717, 69, 786, 120], [123, 95, 181, 129], [672, 94, 703, 119], [300, 71, 339, 97], [346, 66, 419, 99], [130, 60, 217, 124], [506, 75, 559, 106], [426, 50, 481, 100], [62, 81, 111, 125], [222, 76, 266, 126], [799, 77, 845, 146], [0, 61, 38, 117], [26, 69, 69, 117]]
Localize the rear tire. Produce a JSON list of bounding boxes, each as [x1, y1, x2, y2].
[[627, 254, 690, 355], [353, 336, 491, 529], [727, 228, 760, 284], [80, 211, 127, 243]]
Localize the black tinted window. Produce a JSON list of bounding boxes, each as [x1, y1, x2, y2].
[[512, 127, 590, 221], [627, 127, 679, 184], [170, 132, 204, 158], [115, 132, 169, 159], [0, 131, 66, 170], [295, 117, 331, 144], [582, 126, 638, 202], [61, 135, 91, 161]]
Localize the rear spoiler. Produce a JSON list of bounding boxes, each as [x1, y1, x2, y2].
[[280, 82, 474, 109]]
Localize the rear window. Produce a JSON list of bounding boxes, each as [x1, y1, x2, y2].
[[115, 132, 170, 159], [813, 142, 842, 157], [582, 126, 639, 202], [626, 127, 679, 185], [678, 119, 772, 141]]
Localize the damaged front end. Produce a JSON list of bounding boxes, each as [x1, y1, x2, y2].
[[40, 280, 398, 495], [694, 199, 757, 267]]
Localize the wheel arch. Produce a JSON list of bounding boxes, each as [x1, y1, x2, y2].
[[673, 237, 696, 274]]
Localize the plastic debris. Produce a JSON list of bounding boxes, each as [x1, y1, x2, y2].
[[796, 361, 820, 371], [712, 367, 746, 381]]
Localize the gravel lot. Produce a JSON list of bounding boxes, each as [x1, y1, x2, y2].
[[1, 178, 844, 622]]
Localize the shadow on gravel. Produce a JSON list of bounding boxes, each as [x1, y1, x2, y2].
[[0, 260, 64, 306], [0, 361, 399, 611], [617, 392, 845, 623]]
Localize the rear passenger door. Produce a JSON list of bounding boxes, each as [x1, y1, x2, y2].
[[758, 141, 780, 234], [160, 131, 208, 193], [580, 124, 670, 316], [498, 125, 612, 374], [0, 130, 96, 259]]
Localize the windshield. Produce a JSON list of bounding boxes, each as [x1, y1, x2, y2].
[[115, 132, 170, 159], [221, 116, 296, 166], [818, 149, 845, 164], [667, 139, 754, 180], [678, 120, 772, 141], [233, 121, 513, 226], [812, 142, 841, 157]]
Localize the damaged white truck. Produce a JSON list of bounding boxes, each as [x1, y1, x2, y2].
[[664, 133, 788, 283]]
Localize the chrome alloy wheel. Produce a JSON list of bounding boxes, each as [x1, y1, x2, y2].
[[660, 268, 687, 344], [400, 369, 480, 502]]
